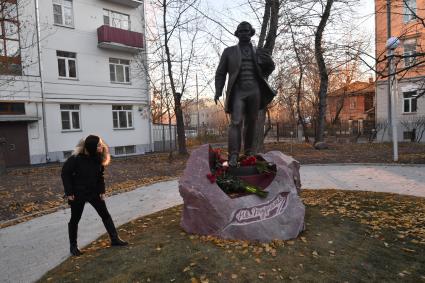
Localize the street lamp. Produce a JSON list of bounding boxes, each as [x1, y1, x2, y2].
[[386, 36, 399, 161]]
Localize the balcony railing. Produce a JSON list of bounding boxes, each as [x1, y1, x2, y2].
[[97, 25, 144, 53], [101, 0, 143, 8]]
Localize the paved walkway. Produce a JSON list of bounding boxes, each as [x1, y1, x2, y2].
[[1, 164, 424, 283]]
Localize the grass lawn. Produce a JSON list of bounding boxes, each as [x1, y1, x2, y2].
[[39, 190, 425, 283]]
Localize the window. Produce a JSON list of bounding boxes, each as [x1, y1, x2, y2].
[[403, 38, 417, 67], [60, 104, 80, 130], [403, 0, 416, 23], [103, 9, 130, 30], [53, 0, 74, 27], [57, 51, 77, 78], [115, 145, 135, 155], [0, 102, 25, 115], [403, 130, 416, 141], [112, 105, 133, 129], [349, 97, 356, 109], [0, 0, 21, 75], [109, 58, 130, 83], [403, 92, 417, 113]]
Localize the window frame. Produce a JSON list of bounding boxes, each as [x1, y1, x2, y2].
[[112, 105, 133, 129], [0, 102, 25, 115], [57, 50, 78, 79], [403, 38, 417, 67], [114, 145, 136, 156], [60, 104, 81, 131], [0, 0, 21, 75], [403, 0, 417, 23], [402, 92, 417, 114], [52, 0, 74, 28], [349, 97, 357, 110], [109, 58, 130, 83], [103, 9, 131, 30]]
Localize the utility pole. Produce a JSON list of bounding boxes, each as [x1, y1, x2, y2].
[[386, 0, 399, 162], [387, 37, 400, 162], [386, 0, 392, 138]]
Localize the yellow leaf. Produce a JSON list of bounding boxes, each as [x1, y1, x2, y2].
[[231, 274, 238, 279]]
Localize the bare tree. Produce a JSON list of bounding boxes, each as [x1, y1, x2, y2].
[[400, 115, 425, 143], [313, 0, 334, 144], [253, 0, 280, 152]]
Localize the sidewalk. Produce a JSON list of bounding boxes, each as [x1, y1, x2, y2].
[[1, 164, 424, 283]]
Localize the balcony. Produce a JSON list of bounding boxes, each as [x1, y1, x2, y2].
[[97, 25, 144, 53], [101, 0, 143, 8]]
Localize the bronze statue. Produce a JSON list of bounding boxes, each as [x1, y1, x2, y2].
[[215, 21, 276, 167]]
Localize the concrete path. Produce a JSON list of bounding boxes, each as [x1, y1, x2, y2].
[[1, 164, 424, 283], [301, 164, 425, 197], [0, 180, 181, 283]]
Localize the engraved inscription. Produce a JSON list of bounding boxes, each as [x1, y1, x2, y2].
[[227, 192, 289, 226]]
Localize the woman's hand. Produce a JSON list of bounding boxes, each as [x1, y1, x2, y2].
[[100, 194, 106, 201], [67, 195, 75, 201]]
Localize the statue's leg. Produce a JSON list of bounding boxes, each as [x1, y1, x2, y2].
[[243, 92, 260, 155], [228, 95, 244, 166]]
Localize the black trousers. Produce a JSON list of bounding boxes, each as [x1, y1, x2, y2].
[[69, 195, 111, 226]]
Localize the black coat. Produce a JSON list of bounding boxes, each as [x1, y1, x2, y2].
[[215, 44, 276, 113], [61, 154, 105, 198]]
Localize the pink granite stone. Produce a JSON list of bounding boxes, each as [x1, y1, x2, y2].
[[179, 144, 305, 242]]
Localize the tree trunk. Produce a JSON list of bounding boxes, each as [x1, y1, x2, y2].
[[314, 0, 334, 143], [174, 94, 188, 155], [332, 94, 345, 125], [254, 0, 279, 153], [162, 0, 188, 155], [289, 23, 309, 143]]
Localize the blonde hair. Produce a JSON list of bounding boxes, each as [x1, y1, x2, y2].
[[72, 136, 111, 166]]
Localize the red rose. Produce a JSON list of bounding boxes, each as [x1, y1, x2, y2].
[[206, 173, 216, 183], [240, 156, 257, 166]]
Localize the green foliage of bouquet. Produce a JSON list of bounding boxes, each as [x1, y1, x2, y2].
[[207, 147, 273, 198]]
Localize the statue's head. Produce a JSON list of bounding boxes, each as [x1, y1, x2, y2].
[[234, 21, 255, 43]]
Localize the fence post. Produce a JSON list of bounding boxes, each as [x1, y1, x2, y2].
[[276, 122, 279, 143], [174, 125, 177, 150], [162, 124, 165, 151]]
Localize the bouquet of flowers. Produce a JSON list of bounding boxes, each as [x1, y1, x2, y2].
[[207, 147, 275, 198]]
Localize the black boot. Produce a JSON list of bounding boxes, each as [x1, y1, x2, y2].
[[103, 217, 128, 246], [68, 223, 83, 256]]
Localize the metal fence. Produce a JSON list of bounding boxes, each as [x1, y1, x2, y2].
[[266, 120, 376, 143], [152, 123, 177, 152]]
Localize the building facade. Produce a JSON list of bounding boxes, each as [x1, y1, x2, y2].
[[375, 0, 425, 142], [326, 81, 375, 134], [0, 0, 152, 167]]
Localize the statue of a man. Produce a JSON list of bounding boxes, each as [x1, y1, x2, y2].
[[215, 21, 276, 167]]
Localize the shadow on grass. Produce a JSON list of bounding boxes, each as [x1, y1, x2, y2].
[[39, 190, 425, 282]]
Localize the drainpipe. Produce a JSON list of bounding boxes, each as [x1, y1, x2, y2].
[[142, 1, 153, 152], [34, 0, 49, 162]]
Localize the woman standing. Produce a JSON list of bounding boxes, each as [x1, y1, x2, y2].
[[62, 135, 128, 256]]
